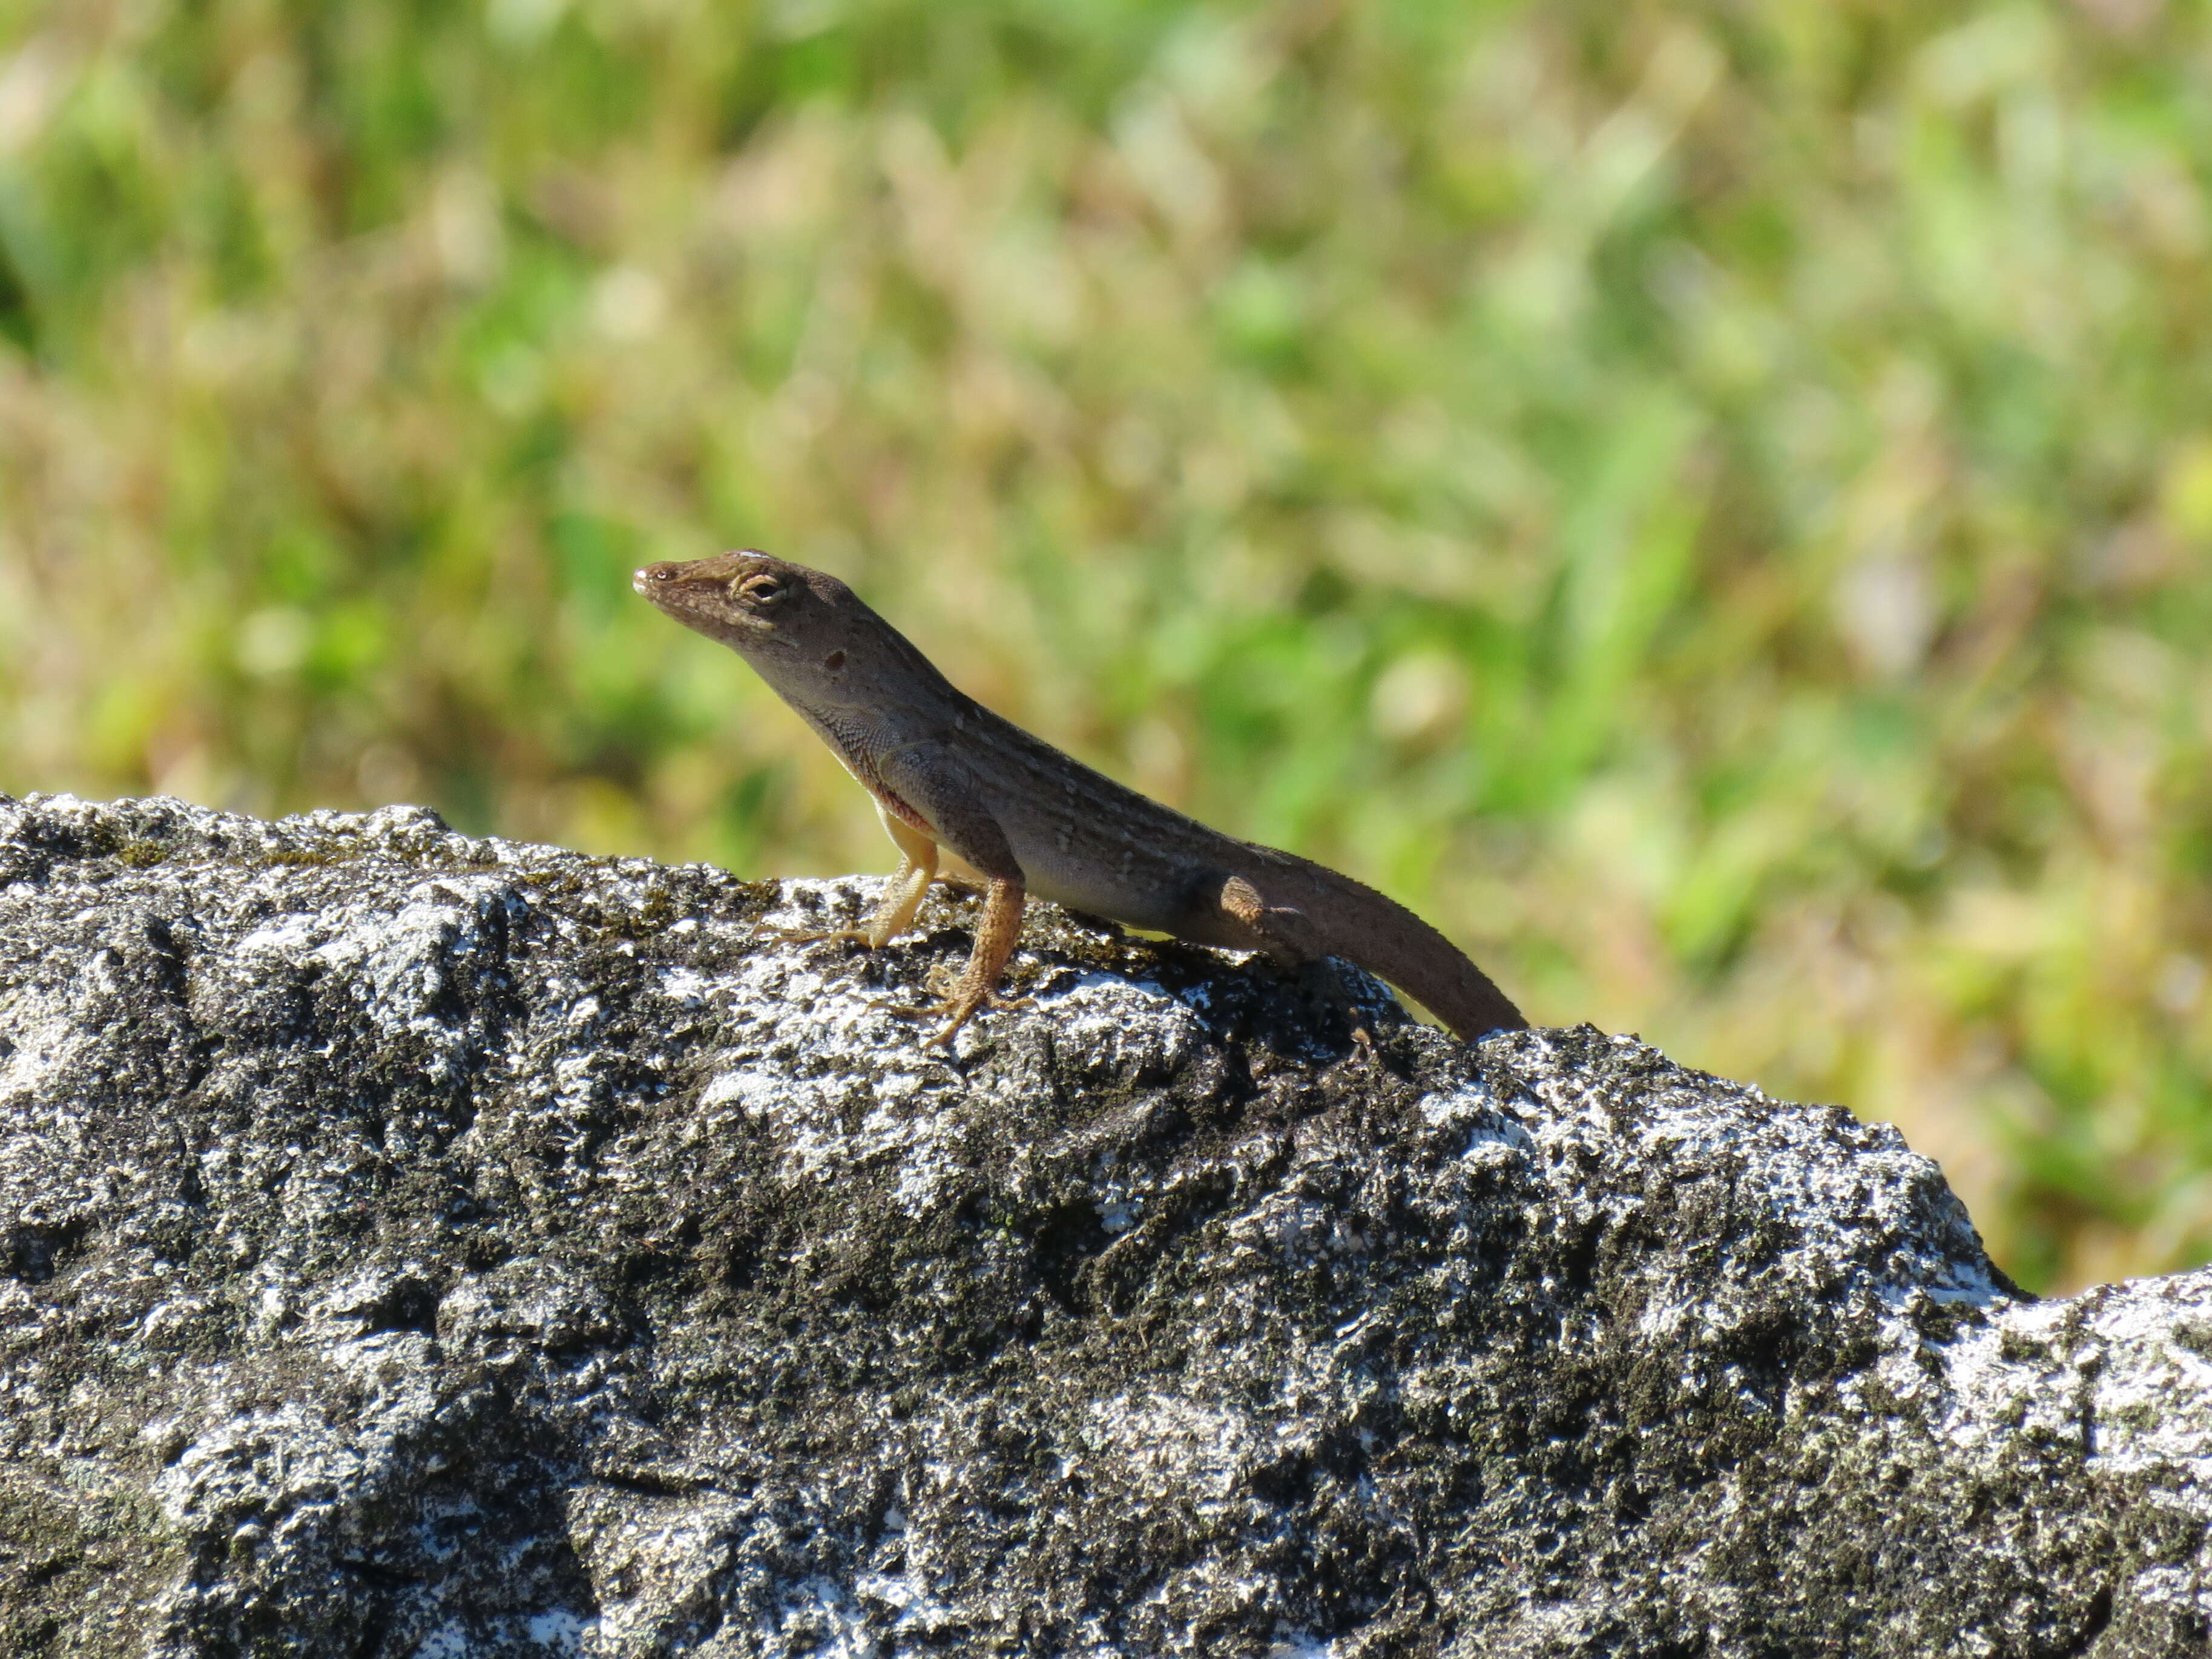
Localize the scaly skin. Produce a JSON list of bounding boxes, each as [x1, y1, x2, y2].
[[634, 550, 1527, 1046]]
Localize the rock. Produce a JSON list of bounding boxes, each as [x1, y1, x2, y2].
[[0, 791, 2205, 1657]]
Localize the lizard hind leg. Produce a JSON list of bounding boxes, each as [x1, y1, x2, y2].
[[1216, 874, 1380, 1054], [1217, 874, 1325, 964]]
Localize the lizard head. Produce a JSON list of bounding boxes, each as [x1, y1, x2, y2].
[[633, 550, 930, 708]]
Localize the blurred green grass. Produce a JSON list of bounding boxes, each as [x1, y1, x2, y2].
[[4, 0, 2210, 1290]]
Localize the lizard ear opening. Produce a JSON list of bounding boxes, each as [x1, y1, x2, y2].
[[823, 650, 846, 671]]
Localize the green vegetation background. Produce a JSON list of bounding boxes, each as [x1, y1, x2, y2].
[[3, 0, 2209, 1290]]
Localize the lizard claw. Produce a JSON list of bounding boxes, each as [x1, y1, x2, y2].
[[871, 990, 1033, 1046], [868, 997, 935, 1022], [867, 997, 976, 1048]]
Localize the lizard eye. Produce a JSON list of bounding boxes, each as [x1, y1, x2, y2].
[[732, 574, 788, 606]]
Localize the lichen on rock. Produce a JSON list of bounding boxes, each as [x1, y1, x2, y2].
[[0, 792, 2205, 1657]]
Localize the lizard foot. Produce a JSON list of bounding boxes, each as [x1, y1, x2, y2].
[[871, 991, 1035, 1046]]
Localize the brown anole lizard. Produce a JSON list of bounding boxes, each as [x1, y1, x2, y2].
[[634, 551, 1527, 1048]]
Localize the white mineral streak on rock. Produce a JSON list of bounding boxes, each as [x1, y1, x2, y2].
[[1030, 969, 1205, 1070], [0, 981, 87, 1107], [1941, 1272, 2212, 1508]]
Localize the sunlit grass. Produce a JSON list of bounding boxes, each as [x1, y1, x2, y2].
[[2, 0, 2210, 1290]]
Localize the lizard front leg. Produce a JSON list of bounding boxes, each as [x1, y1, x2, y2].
[[751, 802, 938, 949], [927, 872, 1029, 1044], [863, 806, 941, 945]]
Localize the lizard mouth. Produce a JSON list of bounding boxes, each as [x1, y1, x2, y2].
[[631, 563, 723, 612], [633, 565, 790, 649]]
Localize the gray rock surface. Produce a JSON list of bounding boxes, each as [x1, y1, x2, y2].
[[0, 791, 2207, 1657]]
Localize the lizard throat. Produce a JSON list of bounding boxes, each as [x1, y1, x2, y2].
[[815, 711, 935, 836]]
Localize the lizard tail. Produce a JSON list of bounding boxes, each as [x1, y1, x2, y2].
[[1383, 944, 1529, 1042], [1362, 933, 1527, 1043], [1311, 867, 1529, 1042]]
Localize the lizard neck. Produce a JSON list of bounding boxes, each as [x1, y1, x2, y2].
[[789, 699, 946, 838]]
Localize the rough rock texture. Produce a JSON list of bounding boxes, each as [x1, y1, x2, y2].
[[0, 792, 2207, 1658]]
